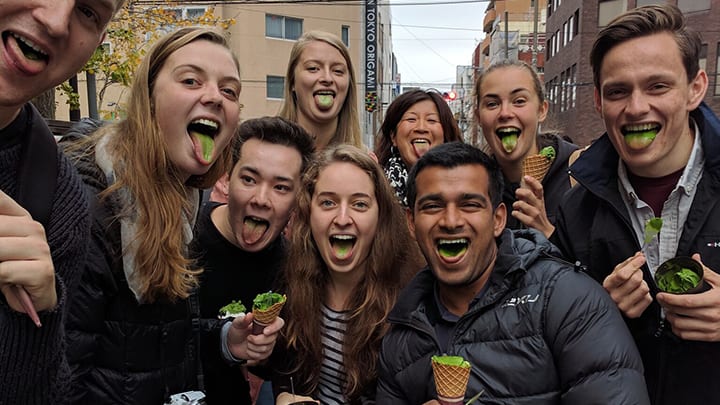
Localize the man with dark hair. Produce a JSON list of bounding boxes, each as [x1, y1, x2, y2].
[[0, 1, 125, 402], [552, 5, 720, 404], [191, 116, 315, 404], [377, 142, 649, 404]]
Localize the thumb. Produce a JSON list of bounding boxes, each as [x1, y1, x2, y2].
[[692, 253, 719, 287], [228, 313, 252, 344]]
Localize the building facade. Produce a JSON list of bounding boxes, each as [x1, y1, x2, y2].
[[544, 0, 720, 146]]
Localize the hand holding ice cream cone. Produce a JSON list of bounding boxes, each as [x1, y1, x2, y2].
[[252, 291, 286, 335]]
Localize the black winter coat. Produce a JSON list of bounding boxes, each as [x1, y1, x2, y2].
[[553, 102, 720, 405], [377, 229, 649, 404]]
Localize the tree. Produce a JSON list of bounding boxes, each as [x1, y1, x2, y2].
[[59, 0, 235, 119]]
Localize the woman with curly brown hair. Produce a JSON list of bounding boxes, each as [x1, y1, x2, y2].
[[271, 145, 416, 404]]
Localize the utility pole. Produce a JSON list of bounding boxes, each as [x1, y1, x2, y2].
[[531, 0, 540, 68], [504, 11, 509, 60]]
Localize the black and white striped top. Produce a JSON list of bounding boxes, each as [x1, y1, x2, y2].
[[317, 305, 349, 405]]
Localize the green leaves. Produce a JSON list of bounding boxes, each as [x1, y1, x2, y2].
[[656, 266, 700, 293], [252, 291, 285, 311], [643, 217, 663, 246]]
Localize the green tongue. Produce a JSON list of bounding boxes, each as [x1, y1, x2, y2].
[[317, 94, 333, 108], [438, 243, 467, 258], [193, 131, 215, 162], [501, 135, 518, 153], [624, 130, 656, 148], [333, 239, 353, 258]]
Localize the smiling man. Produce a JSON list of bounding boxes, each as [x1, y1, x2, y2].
[[552, 5, 720, 404], [0, 1, 124, 403], [190, 116, 314, 405], [377, 142, 649, 404]]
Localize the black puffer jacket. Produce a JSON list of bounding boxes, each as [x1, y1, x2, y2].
[[553, 102, 720, 405], [377, 229, 649, 404], [61, 124, 199, 404]]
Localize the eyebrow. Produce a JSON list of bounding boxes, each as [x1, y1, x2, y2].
[[240, 166, 294, 183], [315, 191, 371, 199], [482, 87, 530, 99], [416, 192, 488, 205], [173, 64, 241, 84]]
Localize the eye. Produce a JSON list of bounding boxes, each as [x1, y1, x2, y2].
[[319, 199, 336, 208], [352, 200, 370, 210], [513, 98, 528, 106], [182, 77, 200, 87], [484, 100, 499, 109], [604, 88, 627, 99], [333, 67, 347, 75], [275, 184, 292, 193], [307, 66, 320, 73], [419, 202, 442, 212], [221, 87, 239, 101], [404, 117, 417, 123], [240, 175, 256, 185]]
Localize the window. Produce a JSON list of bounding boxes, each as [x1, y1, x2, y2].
[[266, 14, 303, 40], [266, 76, 284, 99], [598, 0, 626, 27], [341, 26, 350, 47], [636, 0, 668, 5], [572, 10, 579, 38], [562, 21, 568, 46], [678, 0, 710, 13], [570, 64, 577, 109]]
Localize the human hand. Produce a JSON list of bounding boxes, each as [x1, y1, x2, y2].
[[0, 190, 57, 313], [275, 392, 319, 404], [226, 312, 284, 365], [512, 175, 554, 237], [656, 254, 720, 341], [602, 251, 652, 318]]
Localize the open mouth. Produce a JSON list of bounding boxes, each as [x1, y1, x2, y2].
[[314, 90, 336, 109], [496, 127, 520, 153], [437, 238, 468, 259], [330, 235, 356, 260], [242, 216, 269, 245], [621, 123, 660, 150], [188, 118, 220, 164], [4, 32, 49, 62], [411, 139, 431, 157]]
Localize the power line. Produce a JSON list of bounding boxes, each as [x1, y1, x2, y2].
[[134, 0, 488, 5]]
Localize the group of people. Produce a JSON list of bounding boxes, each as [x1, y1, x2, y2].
[[1, 2, 719, 405]]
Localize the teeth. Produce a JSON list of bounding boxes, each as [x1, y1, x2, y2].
[[438, 238, 467, 245], [191, 118, 218, 130], [624, 123, 659, 132], [332, 235, 356, 240], [497, 127, 519, 134], [12, 33, 47, 56], [316, 91, 335, 96], [412, 139, 430, 145]]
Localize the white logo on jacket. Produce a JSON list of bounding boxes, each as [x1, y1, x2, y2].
[[501, 294, 539, 308]]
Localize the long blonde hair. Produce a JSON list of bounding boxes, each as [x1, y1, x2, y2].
[[278, 31, 362, 148], [71, 27, 240, 302]]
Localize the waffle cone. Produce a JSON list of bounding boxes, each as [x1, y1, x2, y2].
[[522, 154, 552, 182], [432, 361, 471, 399], [252, 300, 285, 325]]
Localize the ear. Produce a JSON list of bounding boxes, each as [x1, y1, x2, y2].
[[687, 69, 709, 110], [492, 203, 507, 237], [593, 87, 602, 115], [217, 173, 230, 197], [538, 99, 549, 123], [405, 207, 416, 238], [391, 131, 398, 147]]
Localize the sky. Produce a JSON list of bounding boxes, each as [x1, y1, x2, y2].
[[390, 0, 489, 91]]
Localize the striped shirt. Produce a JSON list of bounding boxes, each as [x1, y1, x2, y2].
[[317, 305, 349, 405]]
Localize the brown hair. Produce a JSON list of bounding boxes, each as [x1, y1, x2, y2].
[[278, 30, 362, 148], [68, 27, 240, 302], [590, 4, 701, 89], [282, 145, 415, 400], [375, 89, 463, 166]]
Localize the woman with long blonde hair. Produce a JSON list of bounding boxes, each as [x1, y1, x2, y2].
[[271, 145, 416, 404], [278, 31, 363, 150], [62, 27, 281, 404]]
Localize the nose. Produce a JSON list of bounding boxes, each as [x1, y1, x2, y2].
[[319, 67, 333, 84], [626, 90, 650, 117], [201, 85, 223, 107], [333, 203, 353, 227], [414, 118, 429, 133], [250, 184, 271, 208], [498, 102, 514, 120], [439, 205, 464, 231], [33, 1, 73, 38]]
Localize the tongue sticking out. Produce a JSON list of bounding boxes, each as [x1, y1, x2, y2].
[[438, 241, 468, 259], [242, 218, 268, 245], [315, 94, 334, 110], [332, 237, 354, 260], [624, 130, 658, 150], [501, 135, 518, 153], [6, 34, 47, 74], [412, 140, 431, 157], [190, 131, 215, 164]]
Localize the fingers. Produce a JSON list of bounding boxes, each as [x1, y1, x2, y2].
[[603, 252, 652, 318], [0, 190, 31, 218]]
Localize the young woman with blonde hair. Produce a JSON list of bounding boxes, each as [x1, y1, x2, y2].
[[62, 27, 282, 404], [278, 31, 363, 149]]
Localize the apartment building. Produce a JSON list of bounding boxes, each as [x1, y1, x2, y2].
[[57, 1, 396, 146], [544, 0, 720, 146]]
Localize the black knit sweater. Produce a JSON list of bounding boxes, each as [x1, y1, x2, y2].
[[0, 104, 90, 404]]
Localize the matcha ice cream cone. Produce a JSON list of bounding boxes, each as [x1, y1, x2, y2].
[[251, 292, 286, 335], [431, 355, 471, 405], [522, 146, 556, 183]]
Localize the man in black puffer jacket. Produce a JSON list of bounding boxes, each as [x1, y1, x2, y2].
[[377, 142, 649, 404]]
